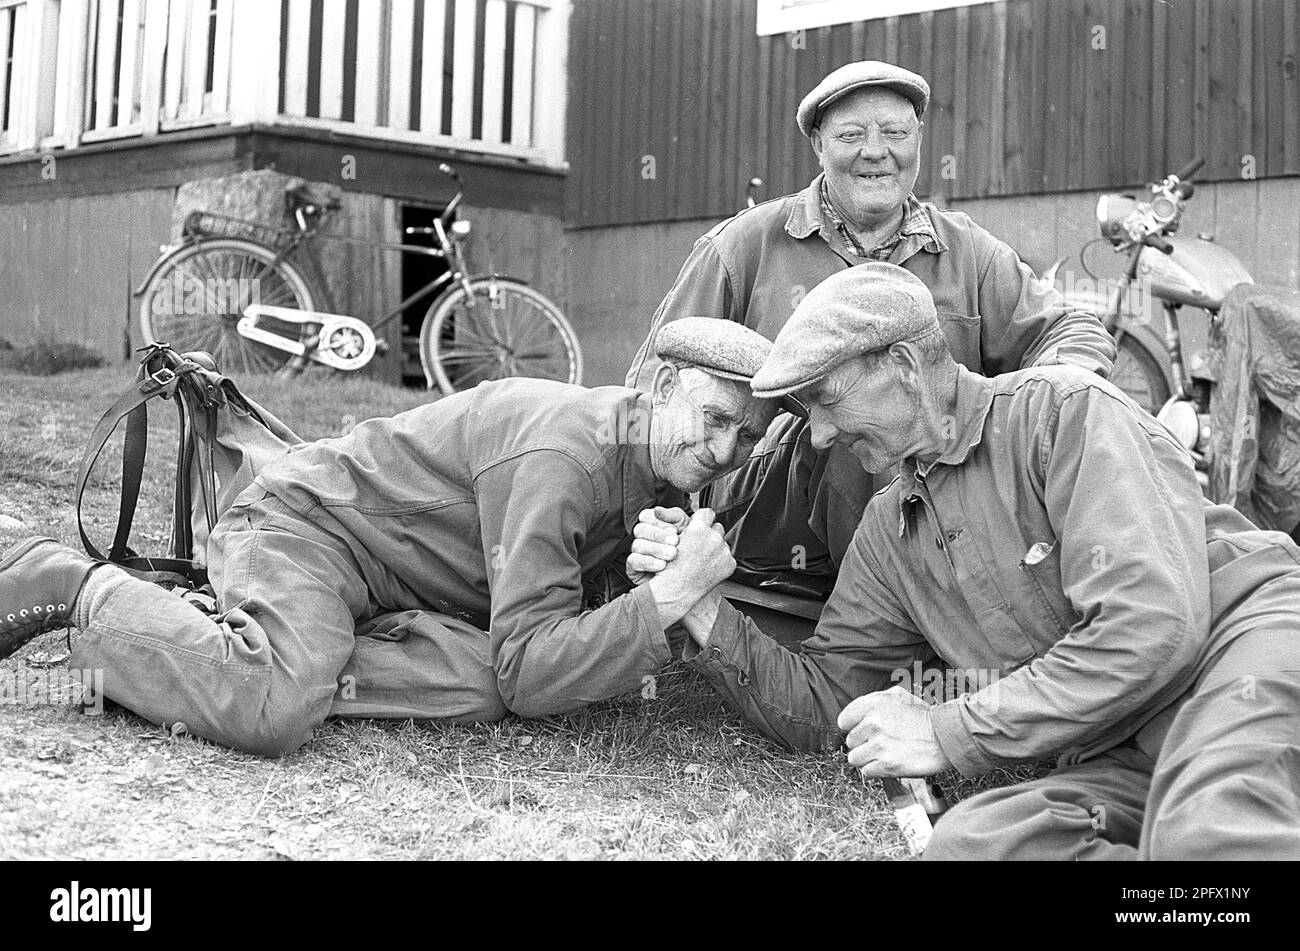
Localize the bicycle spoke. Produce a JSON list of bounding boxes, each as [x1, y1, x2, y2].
[[258, 282, 300, 307], [444, 309, 501, 347], [456, 359, 505, 388], [467, 296, 507, 347], [505, 309, 549, 351], [438, 344, 501, 361]]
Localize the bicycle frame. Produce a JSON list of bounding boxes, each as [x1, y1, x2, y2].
[[281, 223, 475, 336], [139, 188, 477, 337], [136, 161, 578, 391]]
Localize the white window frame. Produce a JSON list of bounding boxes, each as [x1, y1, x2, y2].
[[756, 0, 998, 36]]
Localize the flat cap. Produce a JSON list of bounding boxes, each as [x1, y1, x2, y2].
[[750, 262, 940, 398], [655, 317, 805, 414], [654, 317, 776, 382], [796, 60, 930, 137]]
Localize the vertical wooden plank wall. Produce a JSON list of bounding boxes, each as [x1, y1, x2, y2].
[[0, 189, 174, 359], [566, 0, 1300, 229]]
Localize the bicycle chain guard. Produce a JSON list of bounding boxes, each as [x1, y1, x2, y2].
[[240, 305, 377, 372]]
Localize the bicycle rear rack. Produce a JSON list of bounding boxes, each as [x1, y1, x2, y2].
[[183, 210, 299, 251]]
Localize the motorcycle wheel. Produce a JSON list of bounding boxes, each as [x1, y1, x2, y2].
[[1109, 333, 1170, 416]]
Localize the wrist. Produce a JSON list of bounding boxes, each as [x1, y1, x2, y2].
[[647, 575, 698, 629], [680, 588, 723, 647]]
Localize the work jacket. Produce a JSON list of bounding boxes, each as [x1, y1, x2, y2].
[[253, 379, 680, 717], [686, 366, 1300, 773], [627, 174, 1118, 389]]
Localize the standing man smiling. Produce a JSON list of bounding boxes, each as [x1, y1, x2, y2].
[[627, 61, 1116, 590]]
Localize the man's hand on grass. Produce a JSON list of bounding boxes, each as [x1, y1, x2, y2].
[[645, 508, 734, 631], [626, 506, 689, 585], [837, 686, 951, 778]]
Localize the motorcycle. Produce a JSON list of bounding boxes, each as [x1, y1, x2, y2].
[[1045, 158, 1257, 495]]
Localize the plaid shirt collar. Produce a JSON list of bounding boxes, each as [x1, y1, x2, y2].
[[786, 174, 946, 261]]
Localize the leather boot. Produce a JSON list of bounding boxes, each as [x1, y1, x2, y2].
[[0, 537, 100, 660]]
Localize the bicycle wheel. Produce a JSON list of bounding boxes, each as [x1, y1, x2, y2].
[[138, 238, 320, 375], [1109, 333, 1170, 416], [419, 277, 582, 393]]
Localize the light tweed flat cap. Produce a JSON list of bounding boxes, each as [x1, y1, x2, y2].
[[654, 317, 775, 382], [796, 60, 930, 137], [656, 317, 805, 414], [750, 262, 940, 398]]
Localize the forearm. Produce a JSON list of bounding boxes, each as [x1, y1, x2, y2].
[[676, 587, 723, 646], [1024, 307, 1118, 376], [684, 598, 871, 753], [979, 244, 1117, 377], [496, 582, 672, 718], [930, 615, 1202, 776], [648, 575, 718, 632]]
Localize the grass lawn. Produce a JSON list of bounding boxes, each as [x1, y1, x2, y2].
[[0, 364, 1043, 860]]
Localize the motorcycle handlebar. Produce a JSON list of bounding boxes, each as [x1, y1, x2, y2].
[[1145, 233, 1174, 254], [1173, 156, 1205, 182]]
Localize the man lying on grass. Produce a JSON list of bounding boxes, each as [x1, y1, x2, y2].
[[630, 262, 1300, 860], [0, 319, 778, 756]]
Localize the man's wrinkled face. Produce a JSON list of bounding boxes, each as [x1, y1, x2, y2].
[[802, 356, 920, 473], [651, 365, 777, 492], [812, 87, 922, 229]]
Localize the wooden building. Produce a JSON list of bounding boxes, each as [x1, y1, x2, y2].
[[0, 0, 568, 384], [3, 0, 1299, 387]]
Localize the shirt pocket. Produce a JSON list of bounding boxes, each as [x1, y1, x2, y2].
[[1015, 539, 1075, 641], [936, 311, 981, 371]]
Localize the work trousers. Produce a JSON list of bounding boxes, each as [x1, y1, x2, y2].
[[923, 574, 1300, 860], [70, 491, 505, 757]]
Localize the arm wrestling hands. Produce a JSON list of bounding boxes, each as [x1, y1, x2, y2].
[[628, 507, 950, 776], [628, 506, 735, 635]]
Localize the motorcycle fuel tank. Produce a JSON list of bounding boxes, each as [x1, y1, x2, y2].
[[1137, 237, 1253, 310]]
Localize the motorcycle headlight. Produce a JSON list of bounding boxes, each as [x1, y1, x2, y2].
[[1157, 399, 1200, 451], [1096, 194, 1141, 243]]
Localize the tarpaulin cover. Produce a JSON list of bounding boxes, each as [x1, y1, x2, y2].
[[1209, 283, 1300, 535]]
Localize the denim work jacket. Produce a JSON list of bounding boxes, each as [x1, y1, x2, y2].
[[253, 379, 681, 717], [687, 366, 1300, 773]]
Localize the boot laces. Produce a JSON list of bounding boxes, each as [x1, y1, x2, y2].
[[5, 603, 71, 635]]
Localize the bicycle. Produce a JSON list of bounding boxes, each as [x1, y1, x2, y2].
[[134, 163, 582, 393]]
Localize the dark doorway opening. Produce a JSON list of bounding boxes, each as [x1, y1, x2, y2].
[[398, 203, 451, 388]]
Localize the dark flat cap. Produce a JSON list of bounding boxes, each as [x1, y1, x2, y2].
[[796, 60, 930, 137], [750, 263, 940, 398]]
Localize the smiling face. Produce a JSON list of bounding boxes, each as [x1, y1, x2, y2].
[[811, 87, 923, 232], [649, 364, 778, 492], [801, 354, 924, 473]]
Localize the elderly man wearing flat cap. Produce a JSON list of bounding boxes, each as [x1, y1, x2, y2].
[[0, 319, 777, 756], [627, 60, 1116, 594], [632, 263, 1300, 860]]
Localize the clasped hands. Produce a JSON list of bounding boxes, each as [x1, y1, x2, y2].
[[628, 506, 734, 638], [628, 506, 949, 777]]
